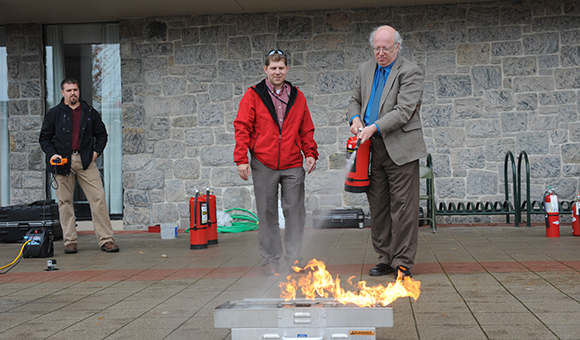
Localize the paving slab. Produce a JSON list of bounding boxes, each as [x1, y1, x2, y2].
[[1, 224, 579, 339]]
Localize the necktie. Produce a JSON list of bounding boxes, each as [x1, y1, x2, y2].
[[368, 67, 386, 125]]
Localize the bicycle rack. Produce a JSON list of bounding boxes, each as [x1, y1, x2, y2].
[[518, 150, 573, 226], [436, 150, 574, 227], [436, 151, 519, 225]]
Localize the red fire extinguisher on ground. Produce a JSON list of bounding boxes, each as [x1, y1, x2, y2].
[[345, 135, 371, 193], [572, 192, 580, 237], [543, 186, 560, 238], [189, 188, 218, 249], [201, 188, 218, 245], [189, 190, 207, 249]]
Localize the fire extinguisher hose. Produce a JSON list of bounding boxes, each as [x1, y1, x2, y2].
[[217, 208, 259, 233], [185, 193, 199, 233]]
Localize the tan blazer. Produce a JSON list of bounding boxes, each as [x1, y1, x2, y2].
[[348, 56, 427, 166]]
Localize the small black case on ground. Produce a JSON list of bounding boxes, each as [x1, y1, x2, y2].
[[0, 200, 63, 242], [23, 227, 54, 258], [313, 208, 365, 229]]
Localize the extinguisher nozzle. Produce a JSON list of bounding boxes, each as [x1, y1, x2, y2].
[[354, 138, 362, 151]]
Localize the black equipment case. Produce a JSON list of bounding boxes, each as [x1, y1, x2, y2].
[[0, 200, 63, 242], [23, 227, 54, 258], [313, 208, 365, 229]]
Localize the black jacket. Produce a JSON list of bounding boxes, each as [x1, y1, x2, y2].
[[39, 98, 108, 175]]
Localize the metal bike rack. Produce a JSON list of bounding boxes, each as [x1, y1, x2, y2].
[[436, 151, 519, 225], [435, 150, 574, 227], [518, 151, 573, 227]]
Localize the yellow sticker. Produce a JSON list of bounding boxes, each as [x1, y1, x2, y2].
[[350, 330, 375, 336]]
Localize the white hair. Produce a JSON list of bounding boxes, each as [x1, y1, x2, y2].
[[368, 26, 403, 50]]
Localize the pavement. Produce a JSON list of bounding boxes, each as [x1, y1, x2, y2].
[[1, 223, 580, 340]]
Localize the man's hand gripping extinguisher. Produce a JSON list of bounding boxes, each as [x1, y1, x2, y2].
[[572, 192, 580, 236], [543, 186, 560, 238]]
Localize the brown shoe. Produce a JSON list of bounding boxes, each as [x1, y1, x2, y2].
[[100, 241, 119, 253], [64, 243, 77, 254]]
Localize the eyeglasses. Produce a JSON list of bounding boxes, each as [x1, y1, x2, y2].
[[373, 44, 398, 53], [267, 49, 286, 56]]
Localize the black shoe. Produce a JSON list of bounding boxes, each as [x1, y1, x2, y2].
[[263, 262, 279, 276], [286, 262, 314, 275], [369, 263, 395, 276], [395, 265, 412, 279]]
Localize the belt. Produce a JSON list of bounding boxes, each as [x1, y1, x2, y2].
[[72, 150, 80, 154]]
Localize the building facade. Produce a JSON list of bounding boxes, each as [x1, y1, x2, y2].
[[2, 0, 580, 228]]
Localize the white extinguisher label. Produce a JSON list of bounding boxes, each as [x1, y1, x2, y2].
[[575, 203, 579, 215], [201, 203, 208, 224], [548, 194, 559, 213]]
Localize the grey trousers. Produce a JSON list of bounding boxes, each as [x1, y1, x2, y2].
[[251, 158, 306, 267], [55, 153, 115, 247], [367, 136, 420, 269]]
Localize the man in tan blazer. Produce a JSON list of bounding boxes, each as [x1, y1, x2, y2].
[[348, 25, 427, 278]]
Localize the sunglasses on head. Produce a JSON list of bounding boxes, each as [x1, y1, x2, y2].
[[266, 49, 286, 56]]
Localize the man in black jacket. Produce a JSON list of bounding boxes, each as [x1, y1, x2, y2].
[[39, 78, 119, 254]]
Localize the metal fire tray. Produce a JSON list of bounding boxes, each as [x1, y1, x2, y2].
[[215, 298, 393, 340]]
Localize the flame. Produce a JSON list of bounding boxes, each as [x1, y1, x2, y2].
[[280, 259, 420, 307]]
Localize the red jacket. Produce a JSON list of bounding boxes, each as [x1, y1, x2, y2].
[[234, 80, 318, 170]]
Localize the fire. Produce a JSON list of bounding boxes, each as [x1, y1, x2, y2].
[[280, 259, 420, 307]]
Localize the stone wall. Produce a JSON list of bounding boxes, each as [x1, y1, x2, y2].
[[6, 0, 579, 227], [119, 0, 580, 228], [5, 23, 45, 205]]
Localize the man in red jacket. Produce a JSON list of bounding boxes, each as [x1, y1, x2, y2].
[[234, 50, 318, 276]]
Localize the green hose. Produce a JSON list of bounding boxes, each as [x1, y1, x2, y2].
[[217, 208, 259, 233]]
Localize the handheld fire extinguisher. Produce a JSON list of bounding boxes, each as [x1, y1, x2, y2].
[[572, 192, 580, 237], [543, 186, 560, 238], [345, 128, 371, 193]]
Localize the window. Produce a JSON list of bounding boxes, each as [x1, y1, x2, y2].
[[44, 23, 122, 219], [0, 26, 9, 206]]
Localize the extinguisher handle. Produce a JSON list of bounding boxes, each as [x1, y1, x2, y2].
[[192, 192, 199, 230]]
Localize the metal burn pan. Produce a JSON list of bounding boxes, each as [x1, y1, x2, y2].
[[214, 298, 393, 340]]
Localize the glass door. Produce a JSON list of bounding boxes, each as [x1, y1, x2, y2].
[[44, 23, 122, 219]]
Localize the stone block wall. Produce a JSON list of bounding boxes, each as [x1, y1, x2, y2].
[[6, 0, 579, 227], [119, 0, 580, 228], [5, 23, 45, 205]]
